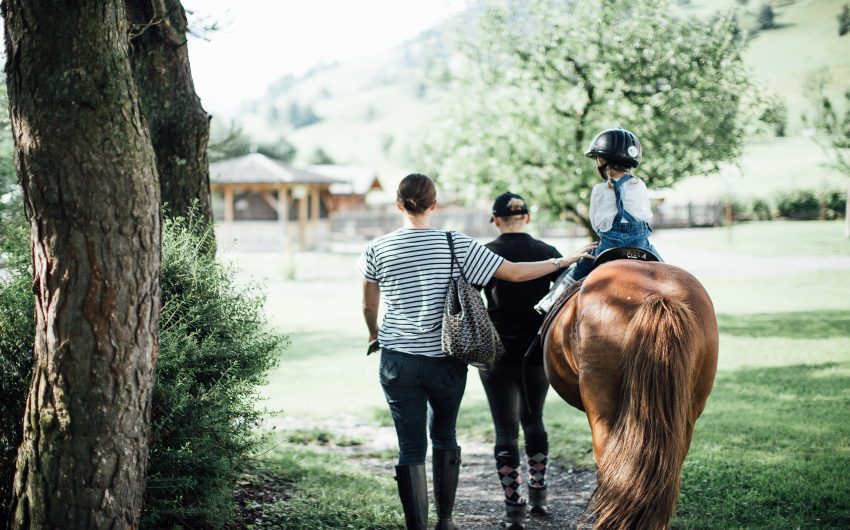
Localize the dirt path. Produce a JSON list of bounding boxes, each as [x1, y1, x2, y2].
[[352, 440, 596, 529], [276, 417, 598, 529]]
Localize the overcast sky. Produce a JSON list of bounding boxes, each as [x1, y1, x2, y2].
[[182, 0, 467, 116]]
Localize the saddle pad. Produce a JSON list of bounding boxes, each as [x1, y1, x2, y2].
[[538, 277, 585, 341]]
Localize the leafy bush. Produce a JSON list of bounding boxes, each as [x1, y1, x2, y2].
[[759, 94, 788, 137], [776, 189, 820, 220], [0, 223, 34, 523], [0, 214, 285, 528], [142, 215, 285, 527], [750, 198, 773, 221], [820, 189, 847, 220], [774, 189, 846, 220]]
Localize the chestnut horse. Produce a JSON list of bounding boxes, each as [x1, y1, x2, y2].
[[543, 259, 718, 529]]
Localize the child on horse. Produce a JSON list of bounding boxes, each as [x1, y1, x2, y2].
[[536, 128, 660, 313]]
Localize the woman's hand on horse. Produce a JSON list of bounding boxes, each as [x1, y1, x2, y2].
[[558, 244, 597, 268]]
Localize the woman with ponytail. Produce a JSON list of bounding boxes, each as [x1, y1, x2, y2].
[[357, 174, 592, 529]]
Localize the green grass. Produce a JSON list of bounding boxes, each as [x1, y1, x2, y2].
[[242, 444, 404, 529], [229, 220, 850, 528], [674, 362, 850, 528], [663, 220, 850, 256]]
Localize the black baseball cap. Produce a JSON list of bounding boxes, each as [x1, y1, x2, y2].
[[491, 192, 529, 221]]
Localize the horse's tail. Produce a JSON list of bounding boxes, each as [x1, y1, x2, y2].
[[590, 295, 699, 530]]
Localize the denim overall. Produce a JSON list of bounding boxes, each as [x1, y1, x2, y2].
[[568, 174, 661, 282]]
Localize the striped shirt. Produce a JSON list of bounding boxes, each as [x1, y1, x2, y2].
[[357, 228, 504, 357]]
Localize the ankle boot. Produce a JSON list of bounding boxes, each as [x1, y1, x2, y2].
[[527, 486, 547, 516], [395, 464, 429, 530], [503, 501, 527, 529], [525, 432, 549, 516], [432, 447, 461, 530]]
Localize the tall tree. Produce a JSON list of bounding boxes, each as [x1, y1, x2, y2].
[[127, 0, 212, 222], [419, 0, 750, 235], [809, 82, 850, 237], [3, 1, 162, 527]]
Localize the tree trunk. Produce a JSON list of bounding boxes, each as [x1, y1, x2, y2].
[[3, 1, 161, 528], [127, 0, 213, 223], [563, 204, 598, 241], [846, 182, 849, 239]]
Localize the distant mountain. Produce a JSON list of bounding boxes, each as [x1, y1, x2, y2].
[[235, 24, 452, 180], [233, 0, 850, 192]]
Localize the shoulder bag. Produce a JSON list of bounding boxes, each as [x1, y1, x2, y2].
[[441, 231, 504, 367]]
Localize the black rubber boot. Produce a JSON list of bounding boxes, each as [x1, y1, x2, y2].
[[432, 447, 461, 530], [525, 432, 549, 516], [395, 464, 429, 530], [503, 501, 527, 529], [527, 486, 547, 516]]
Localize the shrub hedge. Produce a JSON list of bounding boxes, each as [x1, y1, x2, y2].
[[0, 215, 285, 528], [731, 188, 846, 222]]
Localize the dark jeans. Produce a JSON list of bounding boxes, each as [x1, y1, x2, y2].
[[478, 362, 548, 447], [379, 348, 468, 466]]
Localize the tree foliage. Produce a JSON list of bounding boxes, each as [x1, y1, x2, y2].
[[758, 4, 776, 30], [806, 71, 850, 236], [256, 138, 297, 163], [840, 4, 850, 37], [418, 0, 751, 232], [309, 146, 336, 165], [208, 119, 297, 163], [0, 80, 22, 241], [808, 74, 850, 176], [0, 223, 32, 523]]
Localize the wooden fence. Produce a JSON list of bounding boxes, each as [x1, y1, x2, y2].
[[331, 202, 725, 240]]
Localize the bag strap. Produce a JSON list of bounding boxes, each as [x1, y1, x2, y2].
[[445, 231, 468, 283]]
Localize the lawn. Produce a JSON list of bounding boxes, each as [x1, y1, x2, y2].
[[661, 220, 850, 256], [228, 220, 850, 528]]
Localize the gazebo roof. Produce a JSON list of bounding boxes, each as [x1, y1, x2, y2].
[[307, 164, 382, 195], [210, 153, 343, 186]]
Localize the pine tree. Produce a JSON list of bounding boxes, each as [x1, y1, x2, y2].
[[839, 4, 850, 37], [3, 1, 161, 526], [758, 4, 776, 30]]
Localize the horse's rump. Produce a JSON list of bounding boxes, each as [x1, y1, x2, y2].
[[545, 260, 718, 530]]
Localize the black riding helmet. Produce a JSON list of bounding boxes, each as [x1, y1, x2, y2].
[[585, 128, 642, 170]]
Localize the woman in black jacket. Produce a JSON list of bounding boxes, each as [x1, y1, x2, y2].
[[480, 192, 592, 529]]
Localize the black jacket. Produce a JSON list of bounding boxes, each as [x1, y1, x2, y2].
[[484, 232, 561, 364]]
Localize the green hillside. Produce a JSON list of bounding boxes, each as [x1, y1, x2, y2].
[[681, 0, 850, 133], [236, 0, 850, 202]]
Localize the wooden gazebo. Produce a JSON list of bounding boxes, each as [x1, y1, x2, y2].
[[307, 164, 383, 212], [210, 153, 342, 250]]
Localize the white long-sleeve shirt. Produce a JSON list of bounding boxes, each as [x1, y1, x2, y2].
[[589, 177, 653, 234]]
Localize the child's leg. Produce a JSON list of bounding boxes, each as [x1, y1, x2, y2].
[[534, 244, 602, 314], [533, 267, 574, 314]]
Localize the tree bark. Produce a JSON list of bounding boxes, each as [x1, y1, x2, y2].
[[2, 1, 161, 528], [127, 0, 213, 223]]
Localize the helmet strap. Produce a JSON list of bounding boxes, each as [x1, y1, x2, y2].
[[597, 162, 609, 180]]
